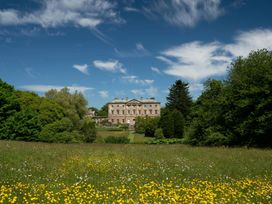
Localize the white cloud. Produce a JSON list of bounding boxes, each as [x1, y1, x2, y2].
[[158, 28, 272, 81], [146, 0, 223, 27], [99, 90, 109, 98], [73, 64, 89, 75], [131, 86, 158, 97], [159, 41, 231, 81], [0, 0, 122, 29], [224, 29, 272, 57], [151, 66, 161, 74], [93, 59, 126, 74], [20, 85, 93, 94], [122, 75, 154, 85]]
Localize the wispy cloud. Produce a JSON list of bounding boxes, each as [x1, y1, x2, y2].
[[114, 42, 150, 58], [25, 67, 37, 78], [158, 28, 272, 81], [93, 59, 126, 74], [124, 7, 140, 12], [131, 86, 158, 97], [0, 0, 122, 29], [151, 67, 161, 74], [144, 0, 223, 27], [73, 64, 89, 75], [122, 75, 154, 85], [99, 90, 109, 98], [20, 85, 93, 94]]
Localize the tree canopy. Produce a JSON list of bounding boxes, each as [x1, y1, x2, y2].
[[188, 49, 272, 147], [0, 82, 96, 143]]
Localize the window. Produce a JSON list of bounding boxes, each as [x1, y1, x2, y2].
[[112, 105, 114, 107], [133, 109, 136, 114], [139, 110, 141, 115], [155, 105, 157, 107], [149, 109, 152, 114], [111, 110, 114, 114], [122, 110, 125, 115], [155, 110, 158, 114], [112, 119, 114, 123], [117, 119, 119, 123], [117, 104, 119, 107], [144, 110, 147, 114], [117, 110, 120, 115], [122, 119, 125, 123], [128, 110, 130, 114]]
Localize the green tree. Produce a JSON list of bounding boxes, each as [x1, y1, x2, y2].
[[166, 80, 193, 118], [134, 116, 160, 137], [225, 49, 272, 147], [1, 109, 41, 141], [81, 117, 96, 143], [172, 109, 185, 138], [188, 80, 229, 145], [0, 79, 20, 129], [97, 103, 108, 117], [45, 88, 88, 127], [159, 109, 174, 138]]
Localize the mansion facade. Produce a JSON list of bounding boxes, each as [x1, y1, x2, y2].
[[108, 98, 161, 125]]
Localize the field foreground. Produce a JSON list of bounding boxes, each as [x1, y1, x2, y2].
[[0, 141, 271, 203]]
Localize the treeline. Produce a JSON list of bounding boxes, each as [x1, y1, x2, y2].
[[188, 49, 272, 147], [0, 82, 96, 143], [135, 49, 272, 147]]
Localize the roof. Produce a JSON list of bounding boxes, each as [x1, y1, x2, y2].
[[108, 98, 160, 104]]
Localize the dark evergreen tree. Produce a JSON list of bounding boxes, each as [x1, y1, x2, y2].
[[159, 109, 174, 138], [172, 110, 185, 138], [166, 80, 193, 118]]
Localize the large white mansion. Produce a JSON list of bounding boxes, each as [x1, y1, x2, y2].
[[108, 98, 161, 125]]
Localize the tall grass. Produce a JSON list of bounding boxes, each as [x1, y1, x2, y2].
[[0, 141, 271, 203]]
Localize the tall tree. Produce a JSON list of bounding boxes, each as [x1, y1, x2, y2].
[[166, 80, 192, 118], [97, 103, 109, 117]]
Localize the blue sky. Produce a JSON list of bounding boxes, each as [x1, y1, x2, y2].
[[1, 0, 272, 108]]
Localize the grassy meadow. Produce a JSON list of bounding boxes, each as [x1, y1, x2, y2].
[[0, 140, 272, 203]]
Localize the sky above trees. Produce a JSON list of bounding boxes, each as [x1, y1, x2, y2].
[[1, 0, 272, 108]]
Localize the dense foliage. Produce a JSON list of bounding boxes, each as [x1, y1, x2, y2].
[[188, 49, 272, 147], [0, 80, 96, 143], [134, 116, 160, 137]]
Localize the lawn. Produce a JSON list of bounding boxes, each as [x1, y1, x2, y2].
[[0, 141, 271, 203]]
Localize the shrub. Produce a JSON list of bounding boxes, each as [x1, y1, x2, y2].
[[104, 136, 130, 144], [39, 118, 74, 143], [81, 117, 96, 143], [155, 128, 164, 139], [204, 131, 229, 146]]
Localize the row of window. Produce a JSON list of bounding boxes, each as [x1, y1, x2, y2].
[[110, 109, 159, 115], [111, 104, 158, 108]]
